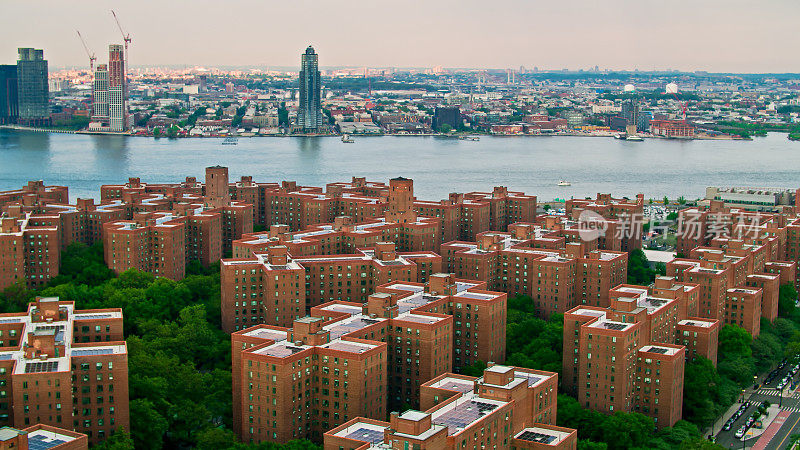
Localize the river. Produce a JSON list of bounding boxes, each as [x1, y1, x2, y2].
[[0, 129, 798, 203]]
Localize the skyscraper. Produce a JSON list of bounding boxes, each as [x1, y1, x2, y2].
[[91, 64, 109, 126], [108, 44, 127, 132], [15, 48, 48, 126], [0, 65, 18, 124], [297, 45, 323, 132]]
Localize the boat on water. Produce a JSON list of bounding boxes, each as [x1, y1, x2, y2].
[[459, 135, 480, 141], [558, 181, 571, 186], [222, 137, 238, 145], [626, 135, 644, 141], [341, 134, 354, 143]]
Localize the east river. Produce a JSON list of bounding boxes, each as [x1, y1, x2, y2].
[[1, 129, 798, 202]]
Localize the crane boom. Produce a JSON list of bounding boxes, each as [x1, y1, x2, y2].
[[76, 30, 96, 71], [670, 92, 687, 123], [110, 10, 131, 76]]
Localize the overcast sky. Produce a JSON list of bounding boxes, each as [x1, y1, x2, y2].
[[2, 0, 799, 73]]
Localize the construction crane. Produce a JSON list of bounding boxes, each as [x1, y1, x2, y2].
[[110, 10, 131, 72], [670, 93, 688, 123], [76, 30, 96, 72]]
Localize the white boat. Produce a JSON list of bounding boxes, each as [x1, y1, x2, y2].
[[558, 181, 571, 186], [341, 134, 354, 143], [626, 135, 644, 141], [459, 135, 480, 141]]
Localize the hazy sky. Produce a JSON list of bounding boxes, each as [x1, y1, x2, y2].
[[2, 0, 799, 73]]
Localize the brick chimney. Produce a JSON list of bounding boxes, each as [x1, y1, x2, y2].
[[366, 292, 399, 318], [374, 242, 397, 261], [76, 198, 96, 211], [333, 216, 353, 231], [0, 218, 20, 233], [267, 246, 289, 266], [389, 411, 433, 437], [290, 317, 330, 346], [427, 273, 456, 296]]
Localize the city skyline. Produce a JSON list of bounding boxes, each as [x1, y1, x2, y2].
[[2, 1, 800, 73]]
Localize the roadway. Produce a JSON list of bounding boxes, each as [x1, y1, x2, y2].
[[713, 361, 800, 449]]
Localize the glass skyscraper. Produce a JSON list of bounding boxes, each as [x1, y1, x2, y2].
[[108, 44, 127, 132], [297, 46, 324, 133], [0, 65, 18, 124], [16, 48, 49, 126]]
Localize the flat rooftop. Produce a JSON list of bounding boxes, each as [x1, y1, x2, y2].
[[431, 395, 506, 436], [241, 327, 288, 342], [515, 427, 573, 446], [251, 342, 309, 358], [332, 421, 387, 444], [320, 304, 363, 316], [587, 320, 632, 331], [640, 345, 680, 356], [678, 319, 715, 328], [427, 377, 475, 393]]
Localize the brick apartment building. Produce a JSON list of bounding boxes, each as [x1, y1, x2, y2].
[[220, 242, 442, 332], [441, 224, 627, 318], [564, 302, 687, 428], [0, 424, 88, 449], [565, 193, 645, 252], [0, 168, 253, 289], [103, 212, 188, 280], [232, 213, 441, 260], [0, 207, 60, 290], [323, 364, 575, 450], [0, 297, 129, 446], [0, 181, 68, 207], [667, 243, 796, 337], [231, 274, 507, 444], [248, 176, 535, 243], [561, 276, 722, 428]]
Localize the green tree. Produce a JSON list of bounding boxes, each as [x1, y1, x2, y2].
[[627, 249, 660, 285], [601, 412, 654, 450], [130, 399, 169, 450], [461, 360, 487, 376], [91, 428, 135, 450], [778, 283, 799, 318]]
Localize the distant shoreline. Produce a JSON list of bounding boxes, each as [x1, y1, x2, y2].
[[0, 124, 753, 141]]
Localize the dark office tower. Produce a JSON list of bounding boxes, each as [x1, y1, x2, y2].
[[433, 106, 460, 131], [0, 65, 18, 124], [622, 99, 639, 126], [108, 45, 127, 132], [16, 48, 49, 126], [297, 45, 323, 132]]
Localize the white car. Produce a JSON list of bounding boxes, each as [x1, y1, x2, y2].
[[735, 427, 746, 438]]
